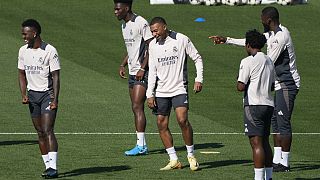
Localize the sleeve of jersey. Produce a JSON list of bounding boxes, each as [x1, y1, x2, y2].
[[17, 47, 25, 70], [140, 19, 153, 41], [146, 46, 157, 98], [237, 59, 250, 84], [49, 48, 61, 72], [185, 38, 203, 83], [267, 34, 286, 63], [225, 37, 245, 47]]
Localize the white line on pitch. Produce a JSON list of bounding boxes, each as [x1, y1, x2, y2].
[[1, 132, 320, 135]]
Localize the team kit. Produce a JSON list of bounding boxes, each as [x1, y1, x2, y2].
[[17, 0, 300, 179]]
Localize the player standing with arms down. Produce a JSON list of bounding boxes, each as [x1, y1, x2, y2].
[[237, 29, 275, 180], [114, 0, 153, 156], [18, 19, 60, 178], [209, 6, 300, 172], [146, 17, 203, 171]]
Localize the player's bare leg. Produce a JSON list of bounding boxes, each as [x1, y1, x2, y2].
[[129, 85, 147, 132], [175, 107, 199, 171], [157, 115, 173, 148], [125, 84, 148, 156], [175, 107, 193, 146], [249, 136, 265, 180], [157, 115, 182, 170]]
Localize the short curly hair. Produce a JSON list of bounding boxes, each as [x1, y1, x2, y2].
[[245, 29, 266, 49], [22, 19, 41, 36]]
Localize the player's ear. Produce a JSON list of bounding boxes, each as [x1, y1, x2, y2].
[[163, 25, 167, 30]]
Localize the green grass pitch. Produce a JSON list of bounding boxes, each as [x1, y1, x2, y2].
[[0, 0, 320, 179]]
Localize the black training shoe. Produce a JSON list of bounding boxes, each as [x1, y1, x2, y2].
[[273, 163, 290, 172], [44, 168, 58, 179], [41, 169, 50, 177]]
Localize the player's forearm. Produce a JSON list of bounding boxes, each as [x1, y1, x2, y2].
[[52, 70, 60, 102], [18, 70, 27, 97], [120, 55, 128, 67], [225, 37, 246, 47], [194, 57, 204, 83]]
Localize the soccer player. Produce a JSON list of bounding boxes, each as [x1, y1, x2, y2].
[[209, 6, 300, 172], [146, 17, 203, 171], [113, 0, 153, 156], [18, 19, 60, 178], [237, 29, 274, 180]]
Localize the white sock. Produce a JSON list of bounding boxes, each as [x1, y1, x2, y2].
[[265, 167, 273, 180], [254, 168, 265, 180], [48, 152, 58, 170], [166, 147, 178, 160], [186, 145, 194, 157], [273, 147, 282, 164], [281, 151, 290, 167], [42, 154, 50, 169], [136, 132, 146, 146]]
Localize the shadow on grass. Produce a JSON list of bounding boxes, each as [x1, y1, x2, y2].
[[291, 161, 320, 172], [0, 140, 37, 146], [200, 159, 252, 170], [59, 166, 131, 178], [148, 142, 224, 154]]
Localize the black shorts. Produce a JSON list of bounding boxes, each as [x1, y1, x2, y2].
[[271, 89, 299, 135], [153, 94, 189, 116], [28, 90, 57, 118], [244, 105, 274, 137], [128, 71, 148, 89]]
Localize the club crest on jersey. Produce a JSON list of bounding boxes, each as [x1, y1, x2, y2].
[[173, 46, 178, 53], [38, 57, 44, 65]]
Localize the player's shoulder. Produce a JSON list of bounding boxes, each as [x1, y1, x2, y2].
[[19, 44, 28, 52], [42, 42, 58, 52], [133, 14, 149, 24], [241, 55, 254, 65]]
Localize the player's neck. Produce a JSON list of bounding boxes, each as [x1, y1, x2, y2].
[[31, 37, 42, 49], [124, 12, 134, 23]]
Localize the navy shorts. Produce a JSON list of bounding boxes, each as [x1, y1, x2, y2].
[[128, 71, 148, 89], [244, 105, 274, 137], [153, 94, 189, 116], [28, 90, 57, 118], [271, 89, 298, 135]]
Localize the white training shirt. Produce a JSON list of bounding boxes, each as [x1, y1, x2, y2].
[[18, 42, 61, 92], [146, 31, 203, 98], [226, 25, 300, 91], [238, 52, 274, 106], [121, 14, 153, 75]]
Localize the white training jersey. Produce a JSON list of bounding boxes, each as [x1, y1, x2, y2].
[[121, 14, 153, 75], [146, 31, 203, 98], [226, 24, 300, 91], [238, 52, 274, 106], [18, 42, 61, 92]]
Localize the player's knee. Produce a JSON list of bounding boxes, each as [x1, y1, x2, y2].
[[131, 103, 144, 113], [177, 118, 189, 128]]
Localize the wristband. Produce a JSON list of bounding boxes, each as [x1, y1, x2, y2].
[[139, 68, 145, 72]]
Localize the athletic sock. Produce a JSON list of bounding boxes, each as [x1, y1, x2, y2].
[[281, 151, 290, 167], [166, 147, 178, 161], [186, 145, 195, 157], [48, 152, 58, 170], [136, 132, 146, 147], [265, 167, 273, 180], [42, 154, 50, 169], [254, 168, 264, 180], [273, 147, 282, 164]]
